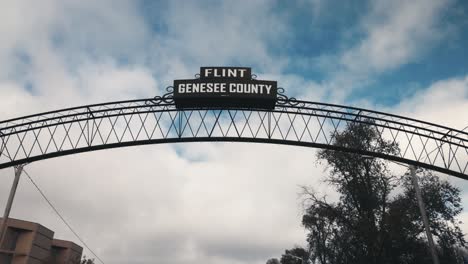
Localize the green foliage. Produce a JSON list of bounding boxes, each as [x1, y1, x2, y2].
[[270, 122, 467, 264]]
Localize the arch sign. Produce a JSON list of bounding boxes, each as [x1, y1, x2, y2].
[[0, 66, 467, 179], [1, 66, 466, 263], [174, 67, 277, 109]]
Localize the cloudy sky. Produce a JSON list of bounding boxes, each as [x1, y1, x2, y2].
[[1, 0, 468, 263]]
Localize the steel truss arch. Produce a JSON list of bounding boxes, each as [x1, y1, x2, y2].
[[0, 96, 467, 179]]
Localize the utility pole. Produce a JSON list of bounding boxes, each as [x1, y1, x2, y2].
[[410, 165, 440, 264], [0, 164, 25, 247]]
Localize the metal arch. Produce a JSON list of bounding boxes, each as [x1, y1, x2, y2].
[[0, 95, 467, 180]]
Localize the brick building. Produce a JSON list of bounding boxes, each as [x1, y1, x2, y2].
[[0, 218, 82, 264]]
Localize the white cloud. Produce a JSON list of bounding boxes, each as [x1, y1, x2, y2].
[[1, 143, 326, 264], [315, 0, 454, 101], [0, 81, 39, 118], [158, 0, 288, 73], [393, 75, 468, 129], [0, 0, 157, 118], [341, 0, 450, 74], [76, 61, 157, 101]]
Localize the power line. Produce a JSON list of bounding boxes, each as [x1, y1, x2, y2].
[[23, 169, 105, 264]]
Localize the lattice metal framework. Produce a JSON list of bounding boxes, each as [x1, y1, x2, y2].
[[0, 93, 467, 179]]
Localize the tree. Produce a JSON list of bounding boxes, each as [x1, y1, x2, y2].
[[272, 122, 466, 264], [266, 258, 281, 264], [386, 169, 466, 263], [81, 256, 95, 264], [280, 247, 309, 264], [306, 122, 401, 264]]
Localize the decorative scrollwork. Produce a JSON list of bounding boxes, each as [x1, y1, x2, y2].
[[195, 73, 201, 79], [251, 74, 257, 80], [276, 87, 305, 107], [146, 86, 174, 106]]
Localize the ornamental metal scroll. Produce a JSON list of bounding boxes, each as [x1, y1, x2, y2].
[[146, 86, 175, 106], [276, 88, 305, 107], [0, 92, 467, 180]]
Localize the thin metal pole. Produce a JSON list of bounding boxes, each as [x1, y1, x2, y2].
[[410, 166, 440, 264], [0, 164, 25, 248]]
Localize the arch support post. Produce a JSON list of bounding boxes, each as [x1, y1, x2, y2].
[[0, 164, 25, 248], [410, 166, 440, 264]]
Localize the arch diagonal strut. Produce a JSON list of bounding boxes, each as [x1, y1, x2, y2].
[[0, 98, 467, 179]]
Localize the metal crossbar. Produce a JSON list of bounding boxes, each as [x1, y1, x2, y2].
[[0, 97, 467, 179]]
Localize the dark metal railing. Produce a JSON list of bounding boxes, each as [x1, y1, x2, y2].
[[1, 94, 467, 179]]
